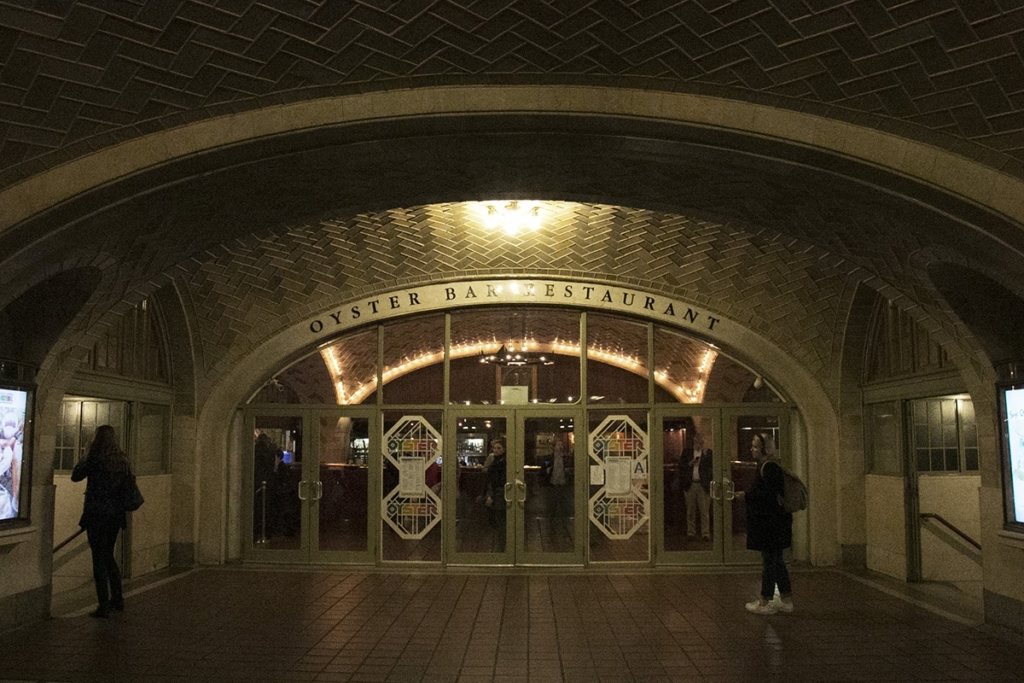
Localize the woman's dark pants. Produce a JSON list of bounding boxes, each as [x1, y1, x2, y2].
[[86, 521, 123, 610], [760, 548, 791, 601]]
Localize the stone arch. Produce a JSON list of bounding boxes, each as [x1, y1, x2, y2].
[[2, 85, 1022, 244], [193, 276, 840, 567]]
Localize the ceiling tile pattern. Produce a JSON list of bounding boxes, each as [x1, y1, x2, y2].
[[176, 202, 859, 399], [2, 1, 1024, 189]]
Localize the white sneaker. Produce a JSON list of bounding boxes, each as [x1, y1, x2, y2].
[[745, 599, 778, 615], [773, 597, 794, 613]]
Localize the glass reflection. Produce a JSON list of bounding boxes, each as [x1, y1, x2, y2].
[[450, 308, 580, 405], [663, 415, 715, 552], [253, 417, 302, 550], [653, 326, 783, 403], [318, 416, 369, 552], [454, 416, 509, 554], [523, 417, 575, 554], [587, 314, 649, 404], [253, 309, 784, 409], [383, 315, 444, 405]]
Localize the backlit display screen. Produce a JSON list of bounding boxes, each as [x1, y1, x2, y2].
[[1004, 386, 1024, 523], [0, 387, 27, 521]]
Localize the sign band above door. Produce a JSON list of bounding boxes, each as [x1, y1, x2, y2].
[[308, 279, 724, 338]]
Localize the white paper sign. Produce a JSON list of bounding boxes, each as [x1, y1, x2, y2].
[[605, 457, 632, 495], [590, 464, 604, 485], [399, 457, 424, 496], [500, 386, 529, 404]]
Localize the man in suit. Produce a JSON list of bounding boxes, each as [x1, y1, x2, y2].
[[679, 432, 714, 540]]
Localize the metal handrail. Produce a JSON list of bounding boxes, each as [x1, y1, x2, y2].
[[53, 528, 84, 553], [920, 512, 981, 550]]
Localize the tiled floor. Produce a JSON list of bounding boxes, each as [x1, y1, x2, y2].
[[3, 568, 1023, 682]]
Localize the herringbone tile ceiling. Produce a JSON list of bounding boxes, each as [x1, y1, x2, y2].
[[2, 0, 1024, 190]]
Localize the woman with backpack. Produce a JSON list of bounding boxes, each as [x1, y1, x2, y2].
[[743, 432, 794, 615]]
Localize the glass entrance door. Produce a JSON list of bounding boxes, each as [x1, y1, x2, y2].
[[725, 409, 788, 565], [657, 408, 789, 565], [246, 410, 375, 563], [659, 410, 721, 562], [447, 408, 583, 566]]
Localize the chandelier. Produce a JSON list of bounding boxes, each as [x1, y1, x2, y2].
[[479, 344, 554, 367], [477, 310, 555, 367]]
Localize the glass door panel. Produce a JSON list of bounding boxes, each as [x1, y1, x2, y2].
[[587, 410, 651, 563], [660, 412, 719, 560], [250, 414, 305, 559], [316, 414, 370, 555], [518, 414, 580, 563], [381, 412, 443, 563], [450, 414, 510, 562]]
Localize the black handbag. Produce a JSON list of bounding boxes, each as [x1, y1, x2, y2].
[[123, 472, 145, 512]]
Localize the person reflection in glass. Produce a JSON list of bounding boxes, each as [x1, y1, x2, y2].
[[483, 438, 507, 550], [545, 438, 571, 518], [680, 431, 713, 541], [253, 432, 282, 538]]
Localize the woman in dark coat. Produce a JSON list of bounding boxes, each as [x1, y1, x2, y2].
[[71, 425, 130, 618], [744, 432, 794, 614]]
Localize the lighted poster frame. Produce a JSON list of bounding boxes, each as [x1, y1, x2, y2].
[[999, 383, 1024, 528], [0, 382, 33, 525]]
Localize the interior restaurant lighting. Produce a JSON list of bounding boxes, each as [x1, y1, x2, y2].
[[322, 339, 719, 405], [478, 343, 554, 367]]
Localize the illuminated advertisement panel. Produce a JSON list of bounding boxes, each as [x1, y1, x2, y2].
[[0, 387, 27, 521], [1004, 386, 1024, 524]]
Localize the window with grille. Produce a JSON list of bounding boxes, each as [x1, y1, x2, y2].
[[910, 397, 979, 473], [55, 399, 171, 475], [54, 399, 128, 472]]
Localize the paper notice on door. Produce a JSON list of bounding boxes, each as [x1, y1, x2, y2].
[[399, 457, 424, 496], [605, 457, 632, 495], [590, 464, 604, 485]]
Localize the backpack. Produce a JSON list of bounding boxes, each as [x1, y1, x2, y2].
[[763, 461, 808, 513]]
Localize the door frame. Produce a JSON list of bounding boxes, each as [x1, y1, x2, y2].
[[721, 406, 791, 566], [243, 406, 378, 564], [652, 405, 790, 566], [652, 406, 723, 565], [443, 404, 585, 566]]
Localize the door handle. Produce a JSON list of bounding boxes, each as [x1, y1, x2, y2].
[[710, 479, 719, 501], [516, 479, 526, 508], [298, 480, 308, 501], [315, 481, 323, 501], [724, 479, 736, 501], [504, 481, 513, 503]]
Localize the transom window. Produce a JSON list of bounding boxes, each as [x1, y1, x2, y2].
[[253, 307, 785, 407]]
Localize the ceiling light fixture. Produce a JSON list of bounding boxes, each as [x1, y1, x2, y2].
[[478, 200, 542, 236]]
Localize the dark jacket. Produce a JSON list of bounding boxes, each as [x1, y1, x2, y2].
[[71, 452, 129, 530], [677, 448, 713, 493], [745, 460, 792, 551], [485, 454, 507, 508]]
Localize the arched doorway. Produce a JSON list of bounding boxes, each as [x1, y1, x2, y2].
[[242, 300, 793, 568]]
